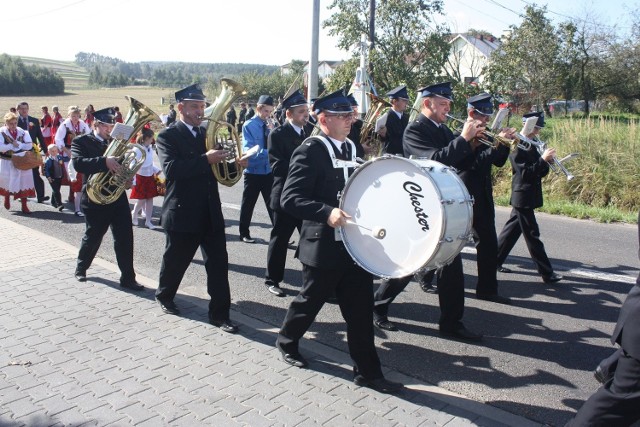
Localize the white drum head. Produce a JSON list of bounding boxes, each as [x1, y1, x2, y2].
[[340, 156, 444, 278]]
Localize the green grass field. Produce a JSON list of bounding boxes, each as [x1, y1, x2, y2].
[[20, 56, 90, 90]]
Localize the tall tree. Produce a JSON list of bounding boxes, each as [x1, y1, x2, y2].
[[484, 5, 560, 113], [323, 0, 450, 95]]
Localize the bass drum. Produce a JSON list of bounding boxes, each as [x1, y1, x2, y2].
[[339, 156, 473, 279]]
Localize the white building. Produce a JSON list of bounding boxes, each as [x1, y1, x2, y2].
[[445, 33, 501, 85]]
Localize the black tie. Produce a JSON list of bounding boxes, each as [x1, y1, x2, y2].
[[300, 128, 305, 139], [20, 117, 27, 130], [193, 126, 201, 139], [340, 142, 349, 160]]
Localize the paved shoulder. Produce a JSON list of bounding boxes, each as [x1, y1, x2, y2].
[[0, 217, 540, 426]]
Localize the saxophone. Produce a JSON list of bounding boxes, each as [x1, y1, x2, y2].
[[86, 97, 160, 205], [202, 78, 247, 187]]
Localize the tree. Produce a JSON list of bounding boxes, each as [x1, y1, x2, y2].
[[484, 5, 560, 113], [324, 0, 450, 95]]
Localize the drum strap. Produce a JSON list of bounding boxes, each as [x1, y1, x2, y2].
[[315, 136, 358, 183]]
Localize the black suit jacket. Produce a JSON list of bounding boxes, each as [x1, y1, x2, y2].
[[268, 121, 305, 212], [71, 133, 110, 185], [610, 211, 640, 359], [403, 113, 473, 169], [19, 115, 46, 154], [382, 110, 409, 155], [281, 133, 354, 269], [459, 142, 509, 210], [156, 121, 224, 233], [508, 146, 550, 209]]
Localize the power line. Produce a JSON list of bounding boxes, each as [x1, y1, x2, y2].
[[6, 0, 88, 23]]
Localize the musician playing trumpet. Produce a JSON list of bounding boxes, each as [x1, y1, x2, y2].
[[459, 93, 516, 305], [496, 111, 563, 284]]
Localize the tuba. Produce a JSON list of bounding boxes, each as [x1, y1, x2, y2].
[[202, 78, 247, 187], [86, 97, 160, 205], [359, 92, 391, 159]]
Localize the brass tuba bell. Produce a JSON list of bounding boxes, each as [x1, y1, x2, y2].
[[86, 97, 161, 205], [202, 78, 247, 187], [359, 92, 391, 159]]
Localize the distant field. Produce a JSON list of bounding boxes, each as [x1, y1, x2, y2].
[[0, 87, 176, 119], [20, 56, 90, 90]]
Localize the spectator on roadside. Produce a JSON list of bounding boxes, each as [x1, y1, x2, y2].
[[130, 128, 161, 230], [16, 101, 48, 204], [40, 106, 53, 147], [237, 102, 247, 134], [0, 112, 35, 213], [226, 106, 237, 135], [44, 145, 65, 211], [246, 103, 255, 121], [51, 106, 63, 137], [166, 104, 177, 127], [114, 106, 123, 123], [84, 104, 95, 127], [55, 106, 91, 210]]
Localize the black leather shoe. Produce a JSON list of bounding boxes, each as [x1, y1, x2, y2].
[[267, 284, 285, 297], [477, 293, 512, 305], [543, 273, 563, 283], [210, 319, 238, 334], [594, 365, 613, 384], [37, 196, 50, 203], [74, 270, 86, 282], [420, 282, 438, 293], [439, 325, 483, 342], [240, 236, 255, 243], [497, 265, 513, 273], [276, 344, 308, 368], [157, 299, 180, 315], [374, 318, 398, 331], [354, 376, 404, 394], [121, 281, 144, 291]]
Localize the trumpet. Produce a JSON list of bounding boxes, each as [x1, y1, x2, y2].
[[525, 137, 578, 181], [445, 114, 521, 150]]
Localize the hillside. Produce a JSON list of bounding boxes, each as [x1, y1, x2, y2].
[[19, 56, 89, 90]]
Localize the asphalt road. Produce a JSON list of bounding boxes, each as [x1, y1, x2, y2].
[[4, 163, 637, 427]]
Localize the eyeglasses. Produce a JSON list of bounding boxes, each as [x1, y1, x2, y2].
[[325, 113, 355, 121]]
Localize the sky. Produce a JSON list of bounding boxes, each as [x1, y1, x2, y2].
[[3, 0, 637, 66]]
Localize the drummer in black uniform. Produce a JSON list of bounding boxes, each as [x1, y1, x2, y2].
[[276, 89, 403, 394], [71, 107, 142, 291], [372, 82, 485, 341]]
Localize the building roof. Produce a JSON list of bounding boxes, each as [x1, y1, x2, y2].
[[449, 33, 501, 58]]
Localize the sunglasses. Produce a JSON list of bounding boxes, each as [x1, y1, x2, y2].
[[325, 113, 355, 120]]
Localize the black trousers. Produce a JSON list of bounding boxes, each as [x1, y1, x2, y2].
[[239, 173, 274, 237], [277, 263, 383, 380], [567, 349, 640, 426], [473, 202, 499, 295], [48, 178, 62, 207], [496, 207, 553, 277], [32, 167, 45, 200], [373, 254, 465, 331], [156, 225, 231, 322], [76, 193, 135, 285], [265, 209, 301, 285]]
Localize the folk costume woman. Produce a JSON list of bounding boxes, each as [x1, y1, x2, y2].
[[0, 112, 36, 213], [130, 128, 161, 229]]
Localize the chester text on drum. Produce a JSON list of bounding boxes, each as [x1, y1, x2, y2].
[[403, 181, 430, 232]]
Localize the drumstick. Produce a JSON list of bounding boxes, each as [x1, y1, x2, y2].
[[345, 220, 386, 239]]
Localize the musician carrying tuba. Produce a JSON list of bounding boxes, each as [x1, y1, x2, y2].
[[71, 107, 144, 291], [374, 85, 410, 156]]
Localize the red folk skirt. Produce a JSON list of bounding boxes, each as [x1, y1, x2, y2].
[[130, 174, 158, 199]]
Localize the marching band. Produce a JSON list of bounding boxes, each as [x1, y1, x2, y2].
[[5, 79, 638, 423]]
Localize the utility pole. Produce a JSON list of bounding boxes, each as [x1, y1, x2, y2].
[[308, 0, 320, 101], [368, 0, 375, 86]]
